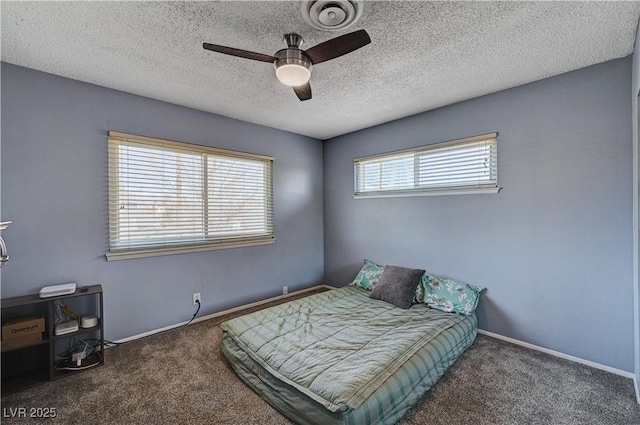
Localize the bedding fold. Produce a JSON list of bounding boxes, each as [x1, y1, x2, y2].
[[221, 286, 469, 412]]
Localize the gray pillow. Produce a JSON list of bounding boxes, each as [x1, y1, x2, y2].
[[369, 265, 425, 309]]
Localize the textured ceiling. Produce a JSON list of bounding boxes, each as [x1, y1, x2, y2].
[[2, 1, 639, 140]]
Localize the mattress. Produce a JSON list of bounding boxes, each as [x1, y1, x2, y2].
[[220, 286, 477, 425]]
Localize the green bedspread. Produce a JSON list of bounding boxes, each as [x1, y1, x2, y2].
[[221, 285, 476, 419]]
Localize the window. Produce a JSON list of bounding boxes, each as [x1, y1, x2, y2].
[[107, 131, 274, 261], [354, 133, 498, 198]]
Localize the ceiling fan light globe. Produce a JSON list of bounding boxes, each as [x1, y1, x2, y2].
[[275, 63, 312, 87]]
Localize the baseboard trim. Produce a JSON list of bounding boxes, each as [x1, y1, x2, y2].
[[634, 375, 640, 404], [478, 329, 635, 380], [114, 284, 334, 344]]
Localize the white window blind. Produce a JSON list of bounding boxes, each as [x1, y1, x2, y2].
[[354, 133, 499, 198], [107, 131, 274, 261]]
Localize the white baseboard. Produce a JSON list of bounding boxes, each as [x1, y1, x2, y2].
[[114, 284, 334, 344], [634, 375, 640, 404], [478, 329, 635, 380]]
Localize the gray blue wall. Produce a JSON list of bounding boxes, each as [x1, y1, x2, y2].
[[0, 63, 324, 340], [324, 57, 633, 371]]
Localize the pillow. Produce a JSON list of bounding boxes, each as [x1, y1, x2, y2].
[[369, 265, 425, 309], [421, 273, 484, 315], [349, 259, 384, 291]]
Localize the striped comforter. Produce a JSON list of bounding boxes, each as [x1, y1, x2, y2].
[[221, 286, 477, 424]]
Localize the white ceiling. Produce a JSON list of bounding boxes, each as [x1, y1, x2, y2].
[[2, 1, 639, 140]]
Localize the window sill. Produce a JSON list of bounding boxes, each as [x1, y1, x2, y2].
[[354, 187, 501, 199], [106, 237, 275, 261]]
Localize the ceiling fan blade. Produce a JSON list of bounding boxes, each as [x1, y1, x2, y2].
[[203, 43, 275, 63], [303, 29, 371, 65], [293, 83, 312, 101]]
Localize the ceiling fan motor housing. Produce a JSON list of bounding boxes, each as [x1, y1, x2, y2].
[[302, 0, 363, 31], [274, 46, 312, 87]]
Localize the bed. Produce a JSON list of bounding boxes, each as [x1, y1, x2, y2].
[[220, 285, 477, 425]]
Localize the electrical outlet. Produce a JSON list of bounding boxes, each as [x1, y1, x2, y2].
[[282, 286, 288, 296], [193, 292, 201, 306]]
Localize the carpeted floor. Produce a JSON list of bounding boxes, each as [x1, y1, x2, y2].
[[2, 290, 639, 424]]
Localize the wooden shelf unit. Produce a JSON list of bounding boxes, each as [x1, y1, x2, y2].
[[1, 284, 104, 394]]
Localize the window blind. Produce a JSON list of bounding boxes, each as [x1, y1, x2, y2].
[[354, 133, 498, 198], [107, 132, 274, 260]]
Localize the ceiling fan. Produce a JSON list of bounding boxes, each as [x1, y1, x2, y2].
[[203, 29, 371, 101]]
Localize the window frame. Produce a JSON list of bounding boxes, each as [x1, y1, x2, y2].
[[353, 133, 499, 198], [106, 131, 274, 261]]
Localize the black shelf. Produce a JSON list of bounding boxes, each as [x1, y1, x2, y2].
[[1, 337, 49, 353], [1, 285, 102, 308], [51, 319, 102, 341], [1, 285, 104, 395]]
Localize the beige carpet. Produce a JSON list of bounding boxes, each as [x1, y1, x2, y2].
[[2, 290, 639, 424]]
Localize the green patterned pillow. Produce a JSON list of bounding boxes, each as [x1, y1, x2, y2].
[[414, 281, 426, 304], [350, 259, 384, 291], [420, 272, 484, 315]]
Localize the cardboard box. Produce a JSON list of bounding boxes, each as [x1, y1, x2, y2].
[[1, 333, 43, 351], [2, 317, 45, 340]]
